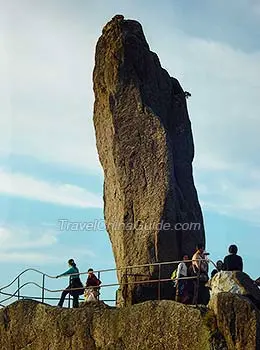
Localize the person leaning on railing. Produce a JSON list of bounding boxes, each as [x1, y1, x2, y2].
[[56, 259, 84, 308]]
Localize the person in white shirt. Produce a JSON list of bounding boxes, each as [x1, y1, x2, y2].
[[175, 254, 189, 303], [192, 243, 209, 279]]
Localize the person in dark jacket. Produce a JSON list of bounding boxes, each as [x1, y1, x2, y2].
[[223, 245, 243, 272], [211, 260, 223, 278], [56, 259, 83, 308]]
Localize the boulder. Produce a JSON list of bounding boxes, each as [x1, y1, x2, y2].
[[208, 271, 260, 307], [93, 15, 204, 305], [209, 292, 260, 350]]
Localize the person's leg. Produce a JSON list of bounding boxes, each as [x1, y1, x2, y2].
[[175, 281, 182, 302], [72, 295, 79, 308], [192, 278, 199, 305], [198, 283, 210, 305], [181, 282, 189, 304], [58, 286, 70, 307]]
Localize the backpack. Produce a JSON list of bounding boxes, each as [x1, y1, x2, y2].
[[171, 268, 178, 281]]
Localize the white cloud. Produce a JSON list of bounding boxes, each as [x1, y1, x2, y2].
[[0, 168, 103, 208], [0, 225, 61, 264], [0, 225, 96, 265], [0, 1, 101, 173], [0, 252, 60, 264], [198, 170, 260, 225], [0, 226, 58, 250]]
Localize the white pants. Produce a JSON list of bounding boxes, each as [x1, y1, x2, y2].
[[84, 288, 99, 302]]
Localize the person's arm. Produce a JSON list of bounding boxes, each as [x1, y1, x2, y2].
[[176, 263, 182, 279], [93, 274, 101, 285], [192, 253, 200, 272], [57, 267, 75, 277], [85, 276, 90, 287]]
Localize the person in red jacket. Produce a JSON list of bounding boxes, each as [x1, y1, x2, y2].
[[84, 268, 101, 301]]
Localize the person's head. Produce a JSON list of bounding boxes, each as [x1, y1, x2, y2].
[[228, 245, 238, 255], [68, 259, 76, 267], [183, 254, 189, 261], [216, 260, 223, 270], [196, 243, 205, 254], [88, 268, 94, 276]]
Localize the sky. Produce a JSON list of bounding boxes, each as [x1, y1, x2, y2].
[[0, 0, 260, 305]]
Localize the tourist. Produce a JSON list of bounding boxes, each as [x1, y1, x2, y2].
[[223, 245, 243, 272], [56, 259, 84, 308], [192, 243, 209, 279], [84, 268, 101, 302], [211, 260, 223, 278], [175, 254, 190, 303], [192, 244, 210, 305]]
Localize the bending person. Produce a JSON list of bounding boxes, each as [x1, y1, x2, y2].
[[56, 259, 83, 308]]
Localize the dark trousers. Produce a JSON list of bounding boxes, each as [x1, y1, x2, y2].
[[58, 285, 79, 308]]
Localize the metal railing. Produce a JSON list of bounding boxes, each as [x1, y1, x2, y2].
[[0, 258, 216, 308]]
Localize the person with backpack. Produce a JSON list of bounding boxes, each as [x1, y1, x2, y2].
[[84, 268, 101, 302], [223, 245, 243, 271], [174, 254, 190, 303], [56, 259, 84, 308]]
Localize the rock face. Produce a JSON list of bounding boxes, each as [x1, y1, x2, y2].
[[2, 298, 260, 349], [0, 300, 210, 350], [93, 16, 204, 305]]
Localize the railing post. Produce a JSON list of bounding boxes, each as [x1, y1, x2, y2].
[[17, 276, 20, 300], [193, 259, 201, 306], [68, 292, 71, 308], [97, 271, 101, 302], [194, 273, 200, 307], [158, 263, 161, 301], [41, 274, 45, 303]]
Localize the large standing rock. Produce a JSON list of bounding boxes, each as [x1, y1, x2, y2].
[[93, 15, 205, 305]]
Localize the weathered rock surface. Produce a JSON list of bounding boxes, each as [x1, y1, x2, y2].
[[209, 292, 260, 350], [93, 15, 204, 305], [208, 271, 260, 307], [2, 298, 260, 349], [0, 300, 210, 350]]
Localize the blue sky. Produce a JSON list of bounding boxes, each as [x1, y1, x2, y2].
[[1, 0, 260, 305]]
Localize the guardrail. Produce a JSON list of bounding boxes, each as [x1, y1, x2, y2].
[[0, 258, 216, 308]]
